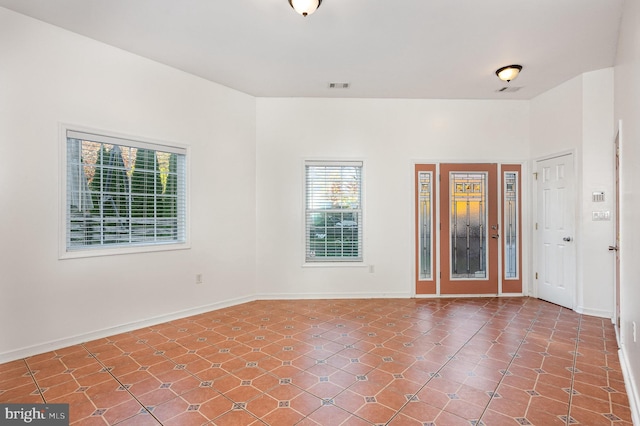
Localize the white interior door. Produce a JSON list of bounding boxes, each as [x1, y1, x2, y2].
[[536, 153, 576, 308]]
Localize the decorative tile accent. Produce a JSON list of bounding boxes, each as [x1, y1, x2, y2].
[[602, 386, 617, 393], [534, 368, 546, 374], [525, 390, 540, 396], [515, 418, 532, 425], [558, 415, 578, 424], [174, 364, 186, 370], [282, 361, 291, 366], [160, 383, 172, 389], [280, 379, 291, 384], [279, 401, 290, 408], [350, 358, 360, 363], [562, 388, 579, 395], [92, 409, 108, 416], [356, 375, 367, 381], [365, 396, 377, 403], [247, 362, 257, 367], [486, 391, 501, 398], [393, 374, 404, 379], [117, 385, 131, 391], [319, 377, 329, 382], [187, 404, 200, 411], [76, 387, 89, 393], [383, 357, 393, 362], [63, 369, 75, 374], [241, 380, 252, 386], [322, 399, 334, 405], [405, 394, 418, 402], [603, 413, 621, 421], [200, 381, 212, 387], [233, 402, 246, 410], [211, 363, 221, 368], [447, 393, 460, 400]]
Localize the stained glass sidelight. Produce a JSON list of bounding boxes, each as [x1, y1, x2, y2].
[[504, 171, 519, 279], [450, 172, 487, 279], [418, 172, 432, 279]]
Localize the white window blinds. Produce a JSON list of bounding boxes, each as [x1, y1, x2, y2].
[[305, 161, 363, 262], [65, 130, 187, 252]]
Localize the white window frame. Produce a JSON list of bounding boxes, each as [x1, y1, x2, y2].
[[303, 160, 365, 265], [59, 124, 190, 259]]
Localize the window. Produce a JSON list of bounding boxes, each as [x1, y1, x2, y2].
[[305, 161, 363, 262], [63, 128, 187, 256]]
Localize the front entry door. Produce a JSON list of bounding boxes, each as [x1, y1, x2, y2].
[[536, 153, 576, 309], [440, 164, 499, 294]]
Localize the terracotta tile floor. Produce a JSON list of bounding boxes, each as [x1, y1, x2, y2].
[[0, 297, 634, 425]]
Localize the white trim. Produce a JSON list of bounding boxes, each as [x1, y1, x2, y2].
[[256, 291, 411, 300], [58, 123, 192, 259], [0, 295, 254, 364], [574, 305, 613, 319], [301, 158, 367, 266], [619, 347, 640, 426]]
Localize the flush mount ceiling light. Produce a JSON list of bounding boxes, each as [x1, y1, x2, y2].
[[289, 0, 322, 16], [495, 65, 523, 82]]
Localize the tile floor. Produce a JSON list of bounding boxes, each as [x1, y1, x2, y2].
[[0, 297, 634, 425]]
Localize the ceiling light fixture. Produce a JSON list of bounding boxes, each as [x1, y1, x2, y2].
[[495, 65, 522, 82], [289, 0, 322, 17]]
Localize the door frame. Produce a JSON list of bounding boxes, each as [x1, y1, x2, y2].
[[414, 161, 528, 297], [532, 150, 577, 308]]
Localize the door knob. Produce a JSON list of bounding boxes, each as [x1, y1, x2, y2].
[[608, 245, 619, 251], [491, 234, 500, 239], [563, 237, 572, 242]]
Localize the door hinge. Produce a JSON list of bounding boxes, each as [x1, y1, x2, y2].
[[617, 317, 621, 328], [535, 223, 538, 230], [533, 172, 538, 180], [535, 272, 538, 279]]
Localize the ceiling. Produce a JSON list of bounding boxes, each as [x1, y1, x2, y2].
[[0, 0, 624, 100]]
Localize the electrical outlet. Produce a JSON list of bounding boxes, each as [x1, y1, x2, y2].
[[196, 274, 203, 284]]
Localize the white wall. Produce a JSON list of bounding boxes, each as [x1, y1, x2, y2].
[[529, 69, 615, 318], [0, 8, 257, 361], [614, 0, 640, 420], [256, 98, 529, 298]]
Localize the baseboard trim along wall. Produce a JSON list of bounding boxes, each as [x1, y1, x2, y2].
[[0, 295, 255, 364], [619, 347, 640, 425]]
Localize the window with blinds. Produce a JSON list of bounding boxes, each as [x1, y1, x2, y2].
[[305, 161, 363, 262], [64, 129, 187, 254]]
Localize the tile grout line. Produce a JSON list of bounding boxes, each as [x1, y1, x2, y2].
[[476, 300, 545, 426], [80, 343, 165, 425], [565, 314, 582, 426], [383, 298, 529, 426], [22, 358, 46, 404]]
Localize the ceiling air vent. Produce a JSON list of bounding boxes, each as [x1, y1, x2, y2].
[[329, 82, 350, 89], [496, 86, 522, 93]]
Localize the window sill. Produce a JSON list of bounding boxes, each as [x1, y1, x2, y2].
[[59, 242, 190, 259], [302, 262, 368, 268]]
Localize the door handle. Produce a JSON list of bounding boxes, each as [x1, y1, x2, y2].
[[608, 245, 619, 251], [491, 234, 500, 239], [563, 237, 572, 242]]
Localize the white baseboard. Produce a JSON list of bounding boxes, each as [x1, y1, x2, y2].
[[0, 295, 255, 364], [619, 347, 640, 425], [255, 291, 411, 300], [575, 305, 613, 319]]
